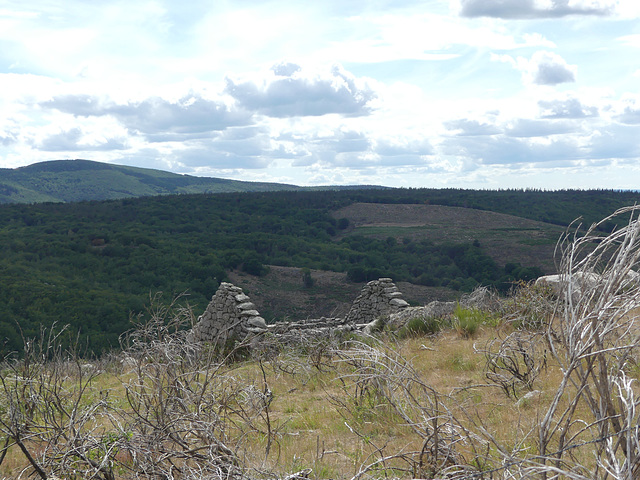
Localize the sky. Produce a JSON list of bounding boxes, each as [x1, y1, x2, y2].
[[1, 0, 639, 189]]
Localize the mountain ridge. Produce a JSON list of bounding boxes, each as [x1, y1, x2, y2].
[[0, 159, 329, 203]]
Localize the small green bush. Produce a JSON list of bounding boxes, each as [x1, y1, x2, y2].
[[396, 316, 444, 338], [453, 305, 499, 338]]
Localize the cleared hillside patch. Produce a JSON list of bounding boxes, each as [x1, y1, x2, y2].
[[332, 203, 563, 273]]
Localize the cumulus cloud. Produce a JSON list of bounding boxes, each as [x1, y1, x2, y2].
[[494, 51, 577, 85], [370, 138, 434, 167], [289, 130, 371, 167], [41, 93, 251, 137], [36, 127, 128, 152], [616, 97, 640, 124], [439, 107, 640, 170], [325, 130, 371, 154], [162, 126, 281, 172], [505, 118, 578, 137], [271, 62, 302, 77], [588, 124, 640, 158], [443, 135, 583, 165], [375, 138, 434, 157], [618, 108, 640, 124], [539, 98, 599, 118], [40, 94, 108, 117], [444, 119, 501, 136], [285, 128, 434, 170], [178, 148, 272, 170], [457, 0, 614, 19], [225, 64, 377, 118], [0, 130, 17, 147], [530, 52, 577, 85]]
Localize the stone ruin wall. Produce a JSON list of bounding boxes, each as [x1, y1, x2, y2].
[[190, 278, 411, 345], [190, 282, 268, 345], [345, 277, 409, 324]]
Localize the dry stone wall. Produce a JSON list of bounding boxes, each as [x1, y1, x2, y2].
[[345, 278, 409, 324], [191, 278, 411, 347], [191, 282, 268, 344]]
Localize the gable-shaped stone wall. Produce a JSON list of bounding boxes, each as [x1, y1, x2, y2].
[[191, 278, 410, 346], [190, 282, 267, 344], [345, 278, 409, 324]]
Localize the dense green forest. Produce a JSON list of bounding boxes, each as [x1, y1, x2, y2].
[[1, 187, 639, 355]]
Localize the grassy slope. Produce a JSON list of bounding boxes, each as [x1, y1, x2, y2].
[[332, 203, 564, 272]]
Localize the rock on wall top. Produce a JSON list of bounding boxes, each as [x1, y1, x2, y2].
[[191, 282, 267, 344], [345, 278, 409, 324]]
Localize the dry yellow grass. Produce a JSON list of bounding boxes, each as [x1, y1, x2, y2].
[[216, 325, 584, 478], [1, 318, 639, 479]]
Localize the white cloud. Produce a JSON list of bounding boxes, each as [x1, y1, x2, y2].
[[456, 0, 615, 19], [0, 0, 639, 189], [444, 119, 502, 136], [495, 51, 577, 85], [42, 93, 252, 138], [618, 34, 640, 48], [616, 96, 640, 125], [589, 124, 640, 158], [528, 51, 577, 85], [538, 97, 599, 118], [225, 64, 377, 117], [436, 91, 640, 172], [36, 127, 128, 152], [442, 134, 584, 165], [374, 137, 434, 157], [0, 131, 17, 147], [334, 11, 557, 63], [505, 118, 579, 137]]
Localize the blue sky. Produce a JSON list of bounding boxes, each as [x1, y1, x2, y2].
[[1, 0, 639, 189]]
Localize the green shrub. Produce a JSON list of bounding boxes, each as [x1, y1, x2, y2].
[[453, 305, 499, 338], [396, 315, 444, 338]]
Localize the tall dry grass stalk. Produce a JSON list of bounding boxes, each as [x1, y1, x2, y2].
[[533, 206, 640, 479]]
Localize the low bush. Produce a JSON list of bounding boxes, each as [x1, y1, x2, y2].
[[396, 315, 445, 338], [452, 305, 500, 338], [502, 280, 555, 330]]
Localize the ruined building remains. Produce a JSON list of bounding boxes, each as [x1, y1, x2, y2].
[[190, 278, 411, 346], [190, 282, 268, 345], [345, 277, 409, 324]]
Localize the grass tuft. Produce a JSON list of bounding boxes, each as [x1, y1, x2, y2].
[[452, 304, 500, 338], [395, 315, 445, 338]]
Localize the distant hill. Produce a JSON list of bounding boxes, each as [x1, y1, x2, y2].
[[0, 159, 304, 203]]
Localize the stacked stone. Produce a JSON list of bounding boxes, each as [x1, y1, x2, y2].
[[191, 282, 268, 345], [267, 317, 346, 335], [345, 278, 409, 324], [266, 317, 355, 344]]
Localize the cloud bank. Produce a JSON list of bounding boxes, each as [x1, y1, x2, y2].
[[225, 64, 377, 118], [42, 94, 252, 138], [458, 0, 614, 19], [1, 0, 639, 189]]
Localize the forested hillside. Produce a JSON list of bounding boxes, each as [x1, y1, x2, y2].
[[1, 188, 638, 355], [0, 159, 301, 203]]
